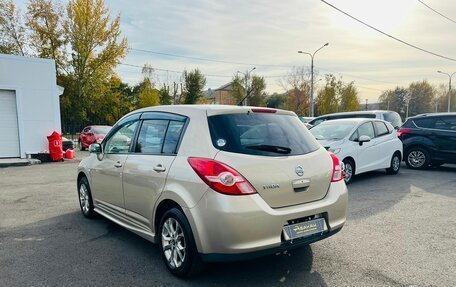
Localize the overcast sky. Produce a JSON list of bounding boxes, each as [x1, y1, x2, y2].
[[17, 0, 456, 102]]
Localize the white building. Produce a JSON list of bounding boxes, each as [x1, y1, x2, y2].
[[0, 54, 63, 159]]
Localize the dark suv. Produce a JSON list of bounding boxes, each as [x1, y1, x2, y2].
[[398, 113, 456, 169]]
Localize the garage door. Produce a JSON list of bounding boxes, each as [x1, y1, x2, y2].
[[0, 90, 20, 158]]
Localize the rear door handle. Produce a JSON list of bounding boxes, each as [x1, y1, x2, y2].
[[114, 161, 122, 168], [153, 164, 166, 173]]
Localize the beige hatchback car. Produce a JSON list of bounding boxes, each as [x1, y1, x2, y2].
[[77, 105, 348, 277]]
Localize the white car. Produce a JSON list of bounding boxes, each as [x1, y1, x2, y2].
[[309, 118, 403, 183]]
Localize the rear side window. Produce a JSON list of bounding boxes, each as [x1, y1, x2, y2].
[[383, 112, 402, 128], [414, 118, 435, 128], [162, 121, 185, 153], [136, 120, 168, 153], [373, 121, 389, 136], [135, 120, 186, 154], [208, 113, 320, 156], [401, 119, 415, 128], [434, 117, 456, 131]]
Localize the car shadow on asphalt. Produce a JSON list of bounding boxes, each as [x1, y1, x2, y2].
[[0, 211, 328, 287]]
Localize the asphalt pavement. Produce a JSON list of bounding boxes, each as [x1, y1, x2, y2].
[[1, 151, 455, 287]]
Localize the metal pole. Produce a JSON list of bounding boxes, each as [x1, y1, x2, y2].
[[406, 101, 409, 119], [298, 43, 328, 117], [244, 72, 248, 106], [437, 71, 455, 112], [449, 76, 452, 112], [310, 56, 314, 116]]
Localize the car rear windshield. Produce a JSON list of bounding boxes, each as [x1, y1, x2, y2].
[[208, 113, 320, 156], [383, 112, 402, 128]]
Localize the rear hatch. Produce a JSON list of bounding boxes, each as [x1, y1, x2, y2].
[[207, 109, 333, 208]]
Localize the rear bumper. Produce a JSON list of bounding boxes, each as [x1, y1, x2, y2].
[[201, 227, 342, 262], [184, 180, 347, 256]]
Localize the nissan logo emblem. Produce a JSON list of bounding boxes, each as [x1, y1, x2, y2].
[[295, 166, 304, 177]]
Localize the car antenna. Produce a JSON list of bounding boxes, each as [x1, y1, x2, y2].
[[237, 89, 252, 106]]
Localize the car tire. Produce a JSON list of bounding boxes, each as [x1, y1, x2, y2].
[[158, 208, 203, 277], [386, 152, 401, 174], [343, 158, 355, 184], [405, 147, 430, 170], [77, 177, 96, 218], [78, 140, 85, 151]]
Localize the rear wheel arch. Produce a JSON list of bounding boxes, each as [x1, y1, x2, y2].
[[393, 150, 402, 160], [154, 199, 184, 236]]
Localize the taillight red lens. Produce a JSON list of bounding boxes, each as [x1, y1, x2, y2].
[[397, 128, 410, 138], [187, 157, 257, 195], [329, 152, 344, 182]]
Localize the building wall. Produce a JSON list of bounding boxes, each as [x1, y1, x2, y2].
[[0, 54, 63, 158], [215, 90, 237, 105]]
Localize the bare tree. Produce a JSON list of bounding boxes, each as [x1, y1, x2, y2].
[[279, 66, 313, 116]]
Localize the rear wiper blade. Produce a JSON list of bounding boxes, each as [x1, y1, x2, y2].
[[244, 144, 291, 154]]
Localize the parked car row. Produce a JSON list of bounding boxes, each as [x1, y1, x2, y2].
[[303, 110, 456, 182], [75, 105, 454, 277]]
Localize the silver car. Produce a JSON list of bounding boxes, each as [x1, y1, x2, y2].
[[77, 105, 348, 277]]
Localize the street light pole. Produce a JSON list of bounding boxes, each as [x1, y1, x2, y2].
[[237, 67, 256, 106], [437, 70, 456, 112], [298, 43, 329, 117]]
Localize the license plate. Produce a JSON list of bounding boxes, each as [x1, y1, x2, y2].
[[283, 218, 326, 240]]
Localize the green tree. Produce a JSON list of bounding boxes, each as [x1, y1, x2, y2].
[[158, 84, 173, 105], [378, 87, 408, 118], [64, 0, 128, 123], [407, 80, 435, 116], [247, 75, 266, 106], [339, 82, 359, 112], [137, 78, 160, 108], [182, 69, 206, 104], [0, 0, 27, 55], [26, 0, 67, 74], [316, 74, 341, 115], [266, 93, 286, 108], [231, 73, 245, 103]]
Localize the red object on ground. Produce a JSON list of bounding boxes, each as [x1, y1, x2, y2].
[[65, 149, 75, 159], [47, 131, 63, 161]]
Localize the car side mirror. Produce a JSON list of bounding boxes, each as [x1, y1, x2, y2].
[[358, 135, 371, 146], [89, 143, 102, 154]]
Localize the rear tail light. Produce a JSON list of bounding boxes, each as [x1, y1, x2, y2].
[[397, 128, 411, 138], [329, 153, 344, 182], [187, 157, 257, 195]]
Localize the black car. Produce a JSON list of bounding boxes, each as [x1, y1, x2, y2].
[[398, 113, 456, 169]]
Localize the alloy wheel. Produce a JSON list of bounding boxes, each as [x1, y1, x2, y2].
[[344, 162, 353, 183], [161, 218, 186, 269], [407, 151, 426, 168], [79, 183, 90, 214], [392, 156, 400, 171]]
